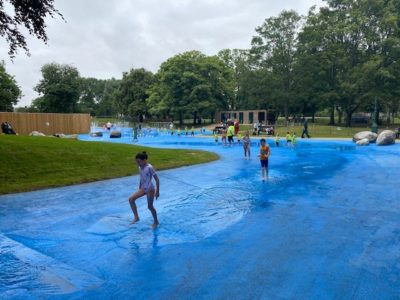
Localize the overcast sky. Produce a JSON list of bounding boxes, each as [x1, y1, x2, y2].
[[0, 0, 324, 107]]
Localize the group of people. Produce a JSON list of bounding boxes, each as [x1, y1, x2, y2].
[[128, 120, 312, 228], [1, 121, 16, 135]]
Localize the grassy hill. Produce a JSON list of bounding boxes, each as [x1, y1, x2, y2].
[[0, 135, 218, 195]]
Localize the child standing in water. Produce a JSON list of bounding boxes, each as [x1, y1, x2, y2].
[[275, 134, 280, 147], [128, 152, 160, 229], [292, 133, 298, 147], [237, 132, 243, 144], [286, 131, 292, 147], [214, 133, 219, 144], [243, 131, 251, 159], [259, 138, 271, 181], [191, 126, 195, 136], [221, 128, 227, 145]]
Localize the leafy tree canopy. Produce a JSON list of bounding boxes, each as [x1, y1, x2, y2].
[[0, 61, 21, 111], [0, 0, 63, 58]]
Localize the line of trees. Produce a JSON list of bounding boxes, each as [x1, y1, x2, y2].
[[4, 0, 400, 127]]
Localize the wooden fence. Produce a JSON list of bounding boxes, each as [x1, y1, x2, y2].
[[0, 112, 91, 135]]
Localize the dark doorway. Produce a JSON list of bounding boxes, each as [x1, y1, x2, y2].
[[267, 111, 276, 124], [249, 112, 254, 124], [258, 111, 265, 122], [221, 113, 226, 123], [239, 112, 244, 123]]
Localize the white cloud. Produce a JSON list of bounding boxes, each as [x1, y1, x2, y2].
[[0, 0, 323, 106]]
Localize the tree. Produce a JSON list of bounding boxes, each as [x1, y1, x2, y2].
[[149, 51, 233, 125], [251, 10, 302, 121], [0, 61, 21, 111], [95, 78, 120, 117], [218, 49, 251, 110], [355, 0, 400, 125], [0, 0, 63, 58], [33, 63, 81, 113], [79, 78, 106, 115], [114, 68, 155, 121], [294, 6, 340, 124]]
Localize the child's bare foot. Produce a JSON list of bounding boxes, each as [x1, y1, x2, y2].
[[130, 217, 140, 224], [151, 222, 159, 229]]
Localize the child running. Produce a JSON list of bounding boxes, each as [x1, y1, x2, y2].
[[128, 152, 160, 229], [243, 131, 251, 159], [259, 138, 271, 181]]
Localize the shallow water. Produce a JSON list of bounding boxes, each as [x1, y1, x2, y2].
[[1, 134, 399, 299]]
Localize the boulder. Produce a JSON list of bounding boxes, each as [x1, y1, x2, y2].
[[376, 130, 396, 146], [110, 130, 121, 138], [90, 131, 103, 137], [356, 138, 370, 146], [29, 131, 45, 137], [353, 131, 378, 143]]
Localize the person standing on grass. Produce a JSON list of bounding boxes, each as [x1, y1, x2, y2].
[[243, 131, 251, 159], [129, 152, 160, 229], [301, 118, 311, 138], [259, 138, 271, 181]]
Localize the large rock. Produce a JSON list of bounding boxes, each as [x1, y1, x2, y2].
[[110, 130, 121, 138], [29, 131, 45, 137], [353, 131, 377, 143], [356, 138, 370, 146], [376, 130, 396, 146], [90, 131, 103, 137]]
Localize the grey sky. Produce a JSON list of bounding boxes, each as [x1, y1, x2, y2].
[[0, 0, 323, 107]]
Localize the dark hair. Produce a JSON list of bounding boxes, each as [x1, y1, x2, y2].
[[135, 151, 148, 160], [260, 138, 266, 143]]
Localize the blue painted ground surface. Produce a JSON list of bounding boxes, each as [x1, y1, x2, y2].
[[1, 131, 400, 299]]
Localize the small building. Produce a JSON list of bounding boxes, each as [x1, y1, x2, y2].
[[215, 110, 274, 125]]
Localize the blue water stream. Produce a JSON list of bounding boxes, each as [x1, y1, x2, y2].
[[1, 131, 399, 299]]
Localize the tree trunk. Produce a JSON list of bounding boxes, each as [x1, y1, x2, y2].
[[193, 111, 197, 126], [345, 108, 357, 127], [179, 112, 183, 126], [284, 102, 289, 122], [329, 105, 335, 125], [336, 106, 343, 124], [345, 113, 352, 127], [210, 111, 214, 124]]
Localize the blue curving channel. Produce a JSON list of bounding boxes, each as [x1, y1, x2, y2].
[[1, 133, 400, 299]]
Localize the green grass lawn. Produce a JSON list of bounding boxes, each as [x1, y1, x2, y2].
[[237, 124, 396, 138], [0, 135, 218, 195]]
